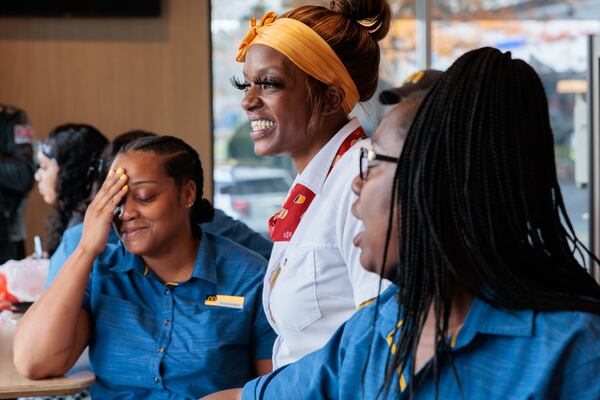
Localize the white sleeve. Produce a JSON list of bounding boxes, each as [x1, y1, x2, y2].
[[334, 145, 391, 308]]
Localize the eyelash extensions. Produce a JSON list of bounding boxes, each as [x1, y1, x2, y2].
[[230, 75, 284, 91], [230, 76, 249, 91]]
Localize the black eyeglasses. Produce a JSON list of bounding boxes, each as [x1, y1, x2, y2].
[[359, 147, 399, 180]]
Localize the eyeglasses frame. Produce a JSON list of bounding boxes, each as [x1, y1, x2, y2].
[[359, 146, 399, 180]]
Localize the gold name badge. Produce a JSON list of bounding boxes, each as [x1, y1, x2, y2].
[[205, 294, 245, 309]]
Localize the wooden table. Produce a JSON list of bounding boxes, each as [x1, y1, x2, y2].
[[0, 313, 95, 399]]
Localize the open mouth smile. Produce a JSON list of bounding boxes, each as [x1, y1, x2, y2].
[[250, 119, 276, 140]]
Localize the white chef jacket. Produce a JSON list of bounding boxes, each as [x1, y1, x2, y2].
[[264, 117, 391, 368]]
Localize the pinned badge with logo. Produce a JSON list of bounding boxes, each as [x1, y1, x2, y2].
[[293, 194, 306, 205], [205, 294, 245, 309]]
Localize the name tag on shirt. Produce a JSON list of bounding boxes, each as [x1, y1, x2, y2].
[[205, 295, 245, 309]]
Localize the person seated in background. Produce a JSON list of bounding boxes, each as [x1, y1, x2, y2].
[[47, 130, 273, 285], [0, 105, 35, 264], [15, 135, 275, 399], [203, 47, 600, 400], [35, 124, 108, 257]]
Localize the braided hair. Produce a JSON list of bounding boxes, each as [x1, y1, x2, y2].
[[380, 47, 600, 399], [121, 135, 214, 236], [44, 124, 108, 255]]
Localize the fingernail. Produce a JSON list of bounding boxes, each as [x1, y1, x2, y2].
[[119, 173, 127, 180], [108, 169, 114, 177], [122, 184, 129, 191], [116, 167, 124, 175]]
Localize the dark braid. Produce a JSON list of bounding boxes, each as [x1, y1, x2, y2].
[[121, 135, 214, 237], [380, 47, 600, 399]]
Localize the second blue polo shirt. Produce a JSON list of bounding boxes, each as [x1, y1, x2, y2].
[[83, 230, 275, 399]]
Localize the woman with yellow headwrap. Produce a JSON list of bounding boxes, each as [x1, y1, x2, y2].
[[231, 0, 392, 371]]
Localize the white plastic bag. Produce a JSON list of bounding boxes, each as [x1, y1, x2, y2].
[[0, 258, 49, 302]]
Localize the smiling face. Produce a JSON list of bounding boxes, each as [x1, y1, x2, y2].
[[111, 151, 194, 257], [351, 99, 421, 277], [34, 151, 59, 205], [240, 44, 312, 157]]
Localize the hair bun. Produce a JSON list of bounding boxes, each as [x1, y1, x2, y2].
[[193, 198, 215, 224], [334, 0, 391, 41]]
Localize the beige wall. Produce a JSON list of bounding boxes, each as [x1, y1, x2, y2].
[[0, 0, 212, 253]]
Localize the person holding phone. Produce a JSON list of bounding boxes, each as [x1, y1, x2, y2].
[[15, 135, 275, 399], [46, 130, 273, 286]]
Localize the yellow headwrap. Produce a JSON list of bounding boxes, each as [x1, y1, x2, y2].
[[236, 11, 360, 114]]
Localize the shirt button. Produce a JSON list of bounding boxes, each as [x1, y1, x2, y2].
[[158, 347, 164, 353], [163, 319, 170, 326], [153, 377, 160, 384], [164, 288, 170, 295]]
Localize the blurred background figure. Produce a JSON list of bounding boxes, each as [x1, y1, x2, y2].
[[0, 105, 35, 264], [35, 124, 108, 257]]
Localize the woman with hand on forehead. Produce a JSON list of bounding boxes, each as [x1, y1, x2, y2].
[[15, 136, 276, 399], [233, 0, 392, 369]]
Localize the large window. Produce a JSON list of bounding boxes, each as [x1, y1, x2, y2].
[[211, 0, 598, 252], [427, 0, 600, 249]]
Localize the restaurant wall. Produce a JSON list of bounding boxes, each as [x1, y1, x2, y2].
[[0, 0, 212, 253]]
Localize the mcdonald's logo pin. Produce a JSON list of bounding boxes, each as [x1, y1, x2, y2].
[[293, 194, 306, 204]]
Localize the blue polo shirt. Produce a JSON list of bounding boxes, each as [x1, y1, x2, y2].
[[84, 230, 276, 399], [243, 285, 600, 399], [47, 208, 273, 286]]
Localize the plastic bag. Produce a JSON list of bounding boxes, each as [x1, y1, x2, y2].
[[0, 258, 49, 302]]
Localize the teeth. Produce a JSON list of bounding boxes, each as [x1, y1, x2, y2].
[[251, 120, 276, 131]]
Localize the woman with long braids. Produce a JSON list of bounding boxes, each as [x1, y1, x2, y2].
[[16, 136, 276, 399], [204, 47, 600, 399], [35, 124, 108, 256], [234, 0, 392, 369]]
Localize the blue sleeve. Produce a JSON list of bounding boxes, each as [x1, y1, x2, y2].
[[242, 319, 349, 399], [46, 225, 83, 287], [202, 209, 273, 260]]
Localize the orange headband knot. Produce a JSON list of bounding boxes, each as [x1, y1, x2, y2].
[[236, 11, 278, 62]]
